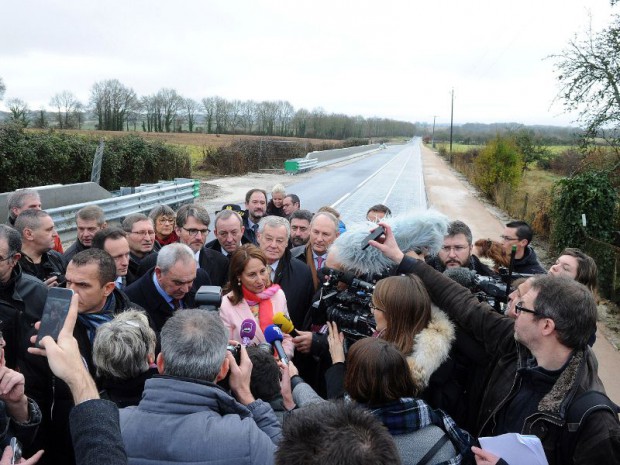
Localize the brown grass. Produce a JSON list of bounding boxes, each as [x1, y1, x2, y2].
[[29, 129, 340, 150]]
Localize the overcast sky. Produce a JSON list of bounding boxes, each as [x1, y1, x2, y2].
[[0, 0, 615, 126]]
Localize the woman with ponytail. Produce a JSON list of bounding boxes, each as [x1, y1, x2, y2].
[[219, 244, 294, 356]]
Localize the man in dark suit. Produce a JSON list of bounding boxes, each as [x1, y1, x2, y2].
[[175, 204, 229, 286], [257, 216, 314, 329], [205, 207, 249, 260], [243, 189, 267, 245], [138, 205, 228, 287], [124, 243, 209, 333]]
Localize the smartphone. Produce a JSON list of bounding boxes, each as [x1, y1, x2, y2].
[[361, 226, 385, 250], [35, 287, 74, 348]]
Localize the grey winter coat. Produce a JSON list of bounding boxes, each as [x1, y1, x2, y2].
[[119, 376, 281, 465]]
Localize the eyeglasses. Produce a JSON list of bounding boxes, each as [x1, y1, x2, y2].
[[182, 227, 210, 237], [370, 303, 385, 313], [500, 235, 519, 242], [131, 230, 156, 237], [515, 301, 546, 317], [0, 251, 16, 263], [441, 245, 469, 253], [157, 217, 175, 224]]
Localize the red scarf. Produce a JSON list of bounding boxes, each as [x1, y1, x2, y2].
[[156, 231, 179, 247], [242, 284, 281, 333]]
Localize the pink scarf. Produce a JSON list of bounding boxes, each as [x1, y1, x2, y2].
[[242, 284, 281, 333]]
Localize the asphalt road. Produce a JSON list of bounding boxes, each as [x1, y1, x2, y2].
[[285, 139, 426, 226]]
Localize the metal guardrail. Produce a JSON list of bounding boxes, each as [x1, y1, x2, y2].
[[48, 179, 200, 238], [284, 158, 319, 174]]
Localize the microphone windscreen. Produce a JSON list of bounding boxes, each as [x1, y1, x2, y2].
[[240, 319, 257, 340], [329, 209, 449, 276], [264, 324, 284, 344], [273, 312, 295, 334], [443, 267, 477, 290]]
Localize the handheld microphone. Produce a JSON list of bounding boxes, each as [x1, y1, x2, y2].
[[264, 324, 289, 364], [240, 319, 257, 346], [273, 312, 299, 337]]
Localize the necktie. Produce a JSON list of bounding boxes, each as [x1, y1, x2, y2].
[[316, 256, 324, 270], [172, 299, 181, 310]]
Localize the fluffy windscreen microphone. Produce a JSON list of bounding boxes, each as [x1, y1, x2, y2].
[[443, 267, 477, 290], [264, 324, 289, 365], [240, 319, 257, 346], [331, 209, 450, 276], [273, 312, 298, 337]]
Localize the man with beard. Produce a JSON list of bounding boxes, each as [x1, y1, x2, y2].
[[243, 189, 267, 245], [426, 220, 495, 276], [289, 209, 313, 248]]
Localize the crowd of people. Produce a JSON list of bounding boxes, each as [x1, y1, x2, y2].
[[0, 185, 617, 465]]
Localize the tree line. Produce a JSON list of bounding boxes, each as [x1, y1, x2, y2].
[[0, 77, 415, 139]]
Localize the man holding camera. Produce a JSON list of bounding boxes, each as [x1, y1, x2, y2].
[[14, 210, 66, 287], [119, 309, 281, 464], [372, 223, 620, 465]]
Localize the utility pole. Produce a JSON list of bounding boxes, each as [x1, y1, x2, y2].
[[431, 115, 438, 148], [449, 88, 454, 163]]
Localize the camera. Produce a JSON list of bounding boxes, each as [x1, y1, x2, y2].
[[194, 286, 222, 311], [226, 343, 241, 365], [47, 271, 66, 286], [313, 267, 377, 341]]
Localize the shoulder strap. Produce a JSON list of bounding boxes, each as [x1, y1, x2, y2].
[[417, 434, 451, 465], [560, 390, 619, 464], [565, 390, 619, 433]]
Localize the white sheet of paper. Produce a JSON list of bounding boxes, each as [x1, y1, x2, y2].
[[479, 433, 548, 465]]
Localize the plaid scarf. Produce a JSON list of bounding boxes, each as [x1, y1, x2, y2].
[[367, 398, 473, 464]]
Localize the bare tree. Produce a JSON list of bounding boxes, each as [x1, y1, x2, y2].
[[201, 97, 216, 133], [552, 15, 620, 142], [157, 88, 182, 132], [50, 90, 80, 129], [240, 100, 256, 134], [214, 96, 229, 133], [0, 77, 5, 101], [183, 98, 200, 132], [90, 79, 137, 131], [6, 98, 30, 126]]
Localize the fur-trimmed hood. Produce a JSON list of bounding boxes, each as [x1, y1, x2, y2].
[[407, 305, 455, 390]]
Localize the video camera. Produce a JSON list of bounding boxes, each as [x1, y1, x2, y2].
[[312, 267, 377, 341], [194, 286, 222, 311]]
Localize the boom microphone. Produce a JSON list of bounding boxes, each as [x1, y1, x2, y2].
[[240, 319, 257, 346], [264, 324, 289, 365], [443, 267, 477, 291], [273, 312, 299, 337]]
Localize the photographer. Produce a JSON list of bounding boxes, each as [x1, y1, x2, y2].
[[323, 273, 464, 422], [371, 223, 620, 465]]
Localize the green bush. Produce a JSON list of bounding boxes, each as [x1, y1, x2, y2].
[[0, 124, 191, 192], [550, 171, 618, 296], [474, 135, 524, 197]]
